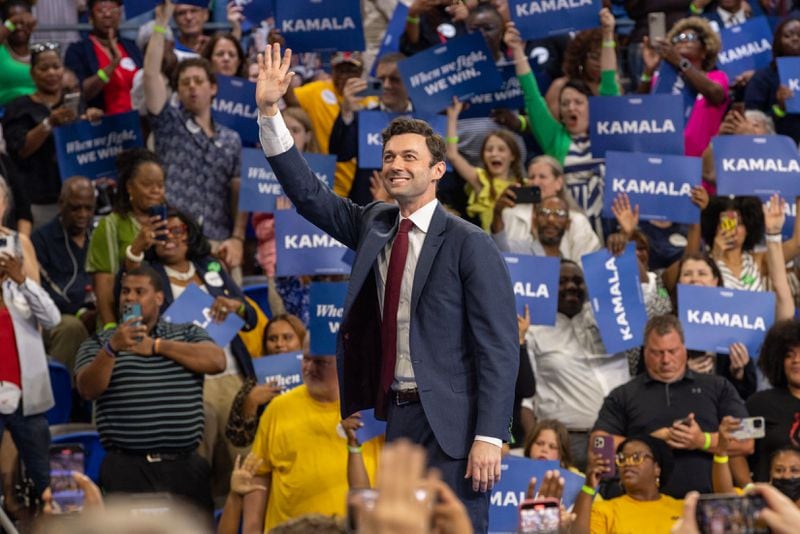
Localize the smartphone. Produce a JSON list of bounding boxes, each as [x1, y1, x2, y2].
[[591, 435, 616, 480], [720, 210, 738, 233], [731, 101, 746, 115], [519, 498, 561, 534], [515, 185, 542, 204], [648, 12, 666, 42], [49, 445, 85, 514], [356, 79, 383, 97], [674, 416, 692, 427], [122, 303, 143, 342], [0, 233, 16, 256], [695, 494, 769, 534], [63, 92, 81, 115], [731, 417, 766, 440], [148, 204, 168, 241]]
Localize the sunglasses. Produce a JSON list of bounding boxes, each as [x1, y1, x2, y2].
[[671, 32, 702, 44], [538, 207, 569, 219], [615, 451, 654, 467], [166, 224, 188, 237], [30, 42, 61, 55]]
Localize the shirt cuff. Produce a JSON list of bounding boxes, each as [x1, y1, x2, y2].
[[475, 435, 503, 448], [258, 111, 295, 157]]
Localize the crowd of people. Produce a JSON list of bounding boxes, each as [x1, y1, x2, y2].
[[2, 0, 800, 532]]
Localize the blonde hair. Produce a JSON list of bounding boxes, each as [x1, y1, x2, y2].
[[527, 155, 582, 212], [666, 17, 721, 72], [283, 106, 321, 154]]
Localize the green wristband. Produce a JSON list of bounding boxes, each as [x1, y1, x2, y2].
[[773, 104, 787, 118], [581, 484, 597, 496], [4, 19, 16, 32], [102, 321, 117, 331], [689, 3, 703, 14], [703, 432, 712, 451], [97, 68, 110, 83], [518, 115, 528, 133]]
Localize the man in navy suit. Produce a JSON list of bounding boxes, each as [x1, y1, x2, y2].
[[252, 44, 519, 532]]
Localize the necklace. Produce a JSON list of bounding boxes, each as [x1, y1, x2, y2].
[[164, 263, 196, 282]]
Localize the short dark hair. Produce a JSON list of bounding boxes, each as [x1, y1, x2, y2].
[[381, 118, 446, 166], [1, 0, 32, 19], [88, 0, 123, 9], [758, 320, 800, 388], [114, 148, 163, 216], [144, 209, 211, 263], [173, 57, 216, 89], [617, 435, 674, 488], [644, 314, 684, 345], [678, 252, 724, 287], [561, 78, 593, 100], [701, 196, 765, 252], [123, 265, 164, 293]]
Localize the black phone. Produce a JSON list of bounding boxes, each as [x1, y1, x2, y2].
[[49, 444, 85, 514], [515, 185, 542, 204], [356, 79, 383, 97], [148, 204, 168, 241], [695, 494, 769, 533]]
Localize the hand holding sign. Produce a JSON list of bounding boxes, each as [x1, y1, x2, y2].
[[256, 43, 295, 116]]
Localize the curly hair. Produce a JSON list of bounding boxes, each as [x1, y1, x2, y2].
[[144, 209, 211, 264], [523, 419, 573, 469], [113, 148, 163, 216], [562, 28, 603, 80], [700, 196, 765, 252], [758, 320, 800, 388], [665, 16, 721, 72]]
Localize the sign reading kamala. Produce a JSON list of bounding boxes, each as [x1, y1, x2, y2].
[[589, 95, 685, 156], [678, 284, 775, 357], [489, 457, 584, 532], [211, 75, 259, 146], [239, 149, 334, 212], [370, 2, 409, 77], [396, 32, 503, 114], [509, 0, 602, 40], [603, 151, 701, 224], [309, 282, 347, 356], [582, 244, 647, 354], [503, 254, 560, 326], [357, 111, 447, 169], [252, 351, 303, 391], [717, 17, 773, 79], [162, 283, 245, 347], [54, 111, 143, 181], [713, 135, 800, 197], [777, 57, 800, 113], [275, 211, 351, 277], [274, 0, 364, 52]]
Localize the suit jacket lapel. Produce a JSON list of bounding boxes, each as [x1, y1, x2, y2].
[[344, 207, 398, 314], [411, 205, 446, 312]]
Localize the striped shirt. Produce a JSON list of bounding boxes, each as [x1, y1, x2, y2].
[[74, 321, 211, 453], [716, 252, 765, 291], [563, 134, 605, 239]]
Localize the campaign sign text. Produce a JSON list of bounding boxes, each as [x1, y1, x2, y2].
[[211, 75, 259, 146], [357, 111, 447, 169], [503, 254, 560, 325], [603, 151, 701, 224], [589, 95, 685, 157], [309, 282, 348, 356], [713, 135, 800, 197], [717, 17, 773, 79], [54, 111, 143, 181], [678, 284, 775, 357], [370, 3, 409, 76], [275, 211, 351, 277], [274, 0, 364, 52], [162, 283, 245, 347], [397, 32, 503, 114], [777, 57, 800, 113], [252, 351, 303, 391], [240, 149, 334, 212], [489, 457, 584, 532], [508, 0, 602, 39], [582, 244, 647, 354], [458, 64, 534, 119]]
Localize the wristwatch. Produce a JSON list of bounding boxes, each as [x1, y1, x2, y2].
[[679, 58, 692, 73]]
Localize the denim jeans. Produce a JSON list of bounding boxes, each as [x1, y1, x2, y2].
[[0, 406, 51, 496]]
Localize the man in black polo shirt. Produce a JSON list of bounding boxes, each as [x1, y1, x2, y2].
[[75, 265, 225, 513], [591, 314, 752, 498]]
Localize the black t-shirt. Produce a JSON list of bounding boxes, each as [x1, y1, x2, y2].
[[746, 388, 800, 482], [593, 370, 748, 498]]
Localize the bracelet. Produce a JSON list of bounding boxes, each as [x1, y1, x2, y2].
[[713, 454, 730, 464], [237, 302, 246, 316], [97, 68, 110, 83], [703, 432, 712, 451], [406, 15, 420, 25], [773, 104, 787, 118], [153, 24, 167, 35], [689, 2, 703, 14], [446, 136, 459, 144], [154, 338, 161, 354], [602, 40, 616, 48], [103, 322, 117, 331], [103, 340, 118, 358], [580, 485, 597, 496], [4, 19, 16, 32], [41, 117, 52, 132], [518, 115, 528, 133], [126, 244, 144, 263], [640, 72, 652, 83], [766, 233, 783, 243], [348, 445, 363, 454]]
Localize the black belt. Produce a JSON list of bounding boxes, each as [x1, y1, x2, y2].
[[110, 448, 193, 463], [393, 388, 420, 406]]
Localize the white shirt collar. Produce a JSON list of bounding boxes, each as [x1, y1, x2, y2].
[[717, 6, 746, 25], [402, 198, 438, 234]]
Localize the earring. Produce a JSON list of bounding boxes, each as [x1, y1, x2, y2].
[[656, 476, 661, 488]]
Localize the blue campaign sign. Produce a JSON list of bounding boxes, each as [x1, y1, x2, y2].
[[717, 17, 773, 79], [274, 0, 365, 53], [713, 135, 800, 197], [678, 284, 775, 357], [162, 283, 245, 347], [589, 95, 685, 157], [652, 62, 698, 120], [759, 195, 796, 240], [357, 111, 447, 169], [252, 351, 303, 391], [603, 151, 701, 224], [275, 211, 351, 277], [234, 0, 273, 27], [124, 1, 159, 18], [397, 32, 503, 114], [509, 0, 602, 40], [350, 409, 387, 444], [776, 57, 800, 113], [582, 244, 647, 354], [459, 64, 544, 119], [211, 75, 258, 146], [53, 111, 143, 181], [309, 282, 348, 356], [489, 456, 585, 532], [503, 254, 560, 326], [370, 3, 409, 77], [240, 149, 335, 212]]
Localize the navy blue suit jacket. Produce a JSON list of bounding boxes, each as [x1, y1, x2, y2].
[[64, 37, 143, 111], [267, 146, 519, 459]]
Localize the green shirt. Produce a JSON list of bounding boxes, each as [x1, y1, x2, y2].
[[0, 44, 35, 106], [86, 212, 140, 274]]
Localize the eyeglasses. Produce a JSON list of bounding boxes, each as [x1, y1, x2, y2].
[[671, 32, 702, 44], [30, 42, 61, 55], [615, 452, 654, 467], [537, 207, 569, 219], [166, 224, 187, 237]]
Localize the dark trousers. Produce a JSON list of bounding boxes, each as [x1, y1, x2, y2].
[[100, 449, 213, 517], [0, 408, 51, 496], [386, 400, 489, 534]]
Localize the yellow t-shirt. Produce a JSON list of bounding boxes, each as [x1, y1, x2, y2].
[[465, 168, 516, 232], [590, 494, 683, 534], [251, 385, 380, 530]]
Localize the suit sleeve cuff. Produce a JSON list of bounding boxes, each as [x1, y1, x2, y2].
[[475, 435, 503, 448], [258, 111, 295, 157]]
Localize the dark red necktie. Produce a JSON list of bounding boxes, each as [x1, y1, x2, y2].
[[380, 219, 413, 393]]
